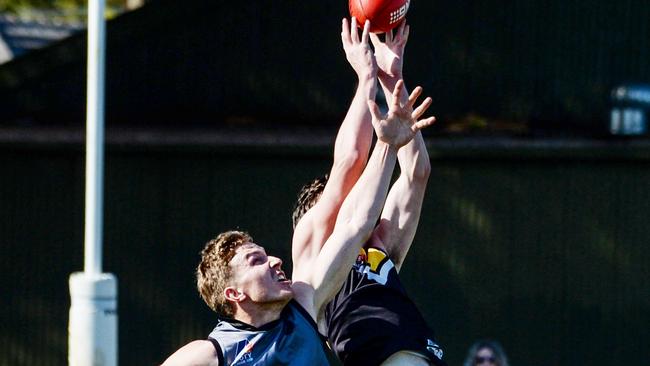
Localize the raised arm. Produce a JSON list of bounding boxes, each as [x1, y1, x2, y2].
[[371, 126, 431, 271], [292, 18, 377, 281], [307, 81, 436, 318], [369, 22, 433, 271]]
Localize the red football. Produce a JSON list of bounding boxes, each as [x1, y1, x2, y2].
[[349, 0, 411, 33]]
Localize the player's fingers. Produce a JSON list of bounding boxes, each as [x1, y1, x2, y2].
[[361, 20, 371, 44], [412, 116, 436, 132], [369, 32, 381, 48], [367, 100, 383, 121], [407, 86, 423, 108], [351, 17, 359, 43], [386, 28, 394, 43], [412, 97, 432, 120], [391, 80, 405, 109], [341, 18, 351, 45], [399, 23, 410, 46]]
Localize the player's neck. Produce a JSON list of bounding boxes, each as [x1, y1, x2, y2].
[[233, 301, 286, 328]]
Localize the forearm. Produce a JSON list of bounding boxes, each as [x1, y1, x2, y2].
[[335, 140, 397, 232], [303, 76, 377, 250], [333, 75, 376, 165], [371, 134, 429, 270], [373, 131, 430, 270], [397, 131, 431, 183]]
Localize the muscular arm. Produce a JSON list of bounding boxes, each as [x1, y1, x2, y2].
[[292, 18, 376, 281], [369, 22, 433, 271], [373, 85, 432, 272], [372, 131, 430, 271]]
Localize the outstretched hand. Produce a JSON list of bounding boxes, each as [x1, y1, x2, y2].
[[369, 22, 409, 80], [367, 80, 435, 148], [341, 17, 378, 80]]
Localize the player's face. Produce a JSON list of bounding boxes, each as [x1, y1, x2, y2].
[[230, 243, 293, 305]]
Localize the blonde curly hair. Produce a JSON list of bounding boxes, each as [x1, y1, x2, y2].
[[196, 230, 252, 317]]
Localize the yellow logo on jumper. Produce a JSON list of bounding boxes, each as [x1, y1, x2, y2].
[[356, 247, 393, 284], [367, 248, 387, 272]]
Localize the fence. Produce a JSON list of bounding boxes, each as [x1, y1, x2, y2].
[[1, 132, 649, 365]]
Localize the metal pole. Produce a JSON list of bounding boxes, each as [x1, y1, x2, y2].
[[69, 1, 118, 365], [85, 0, 105, 275]]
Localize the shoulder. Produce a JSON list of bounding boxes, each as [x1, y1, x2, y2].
[[161, 340, 220, 366], [292, 213, 315, 258], [292, 211, 328, 277]]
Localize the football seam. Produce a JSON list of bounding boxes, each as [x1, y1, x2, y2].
[[356, 0, 366, 20]]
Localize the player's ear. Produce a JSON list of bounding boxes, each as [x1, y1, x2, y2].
[[224, 287, 246, 303]]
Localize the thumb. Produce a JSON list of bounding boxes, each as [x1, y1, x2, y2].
[[367, 100, 382, 122], [411, 116, 436, 132]]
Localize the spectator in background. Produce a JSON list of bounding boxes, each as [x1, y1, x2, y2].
[[463, 340, 510, 366]]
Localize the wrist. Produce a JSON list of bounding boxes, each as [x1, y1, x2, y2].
[[376, 139, 400, 152], [357, 76, 377, 97], [357, 71, 376, 84], [378, 71, 402, 88]]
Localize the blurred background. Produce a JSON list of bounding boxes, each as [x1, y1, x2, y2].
[[1, 0, 649, 365]]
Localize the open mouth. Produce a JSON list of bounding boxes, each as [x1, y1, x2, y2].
[[276, 271, 290, 283]]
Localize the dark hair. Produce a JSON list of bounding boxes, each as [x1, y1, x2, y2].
[[196, 230, 253, 317], [291, 174, 329, 229], [463, 340, 510, 366]]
